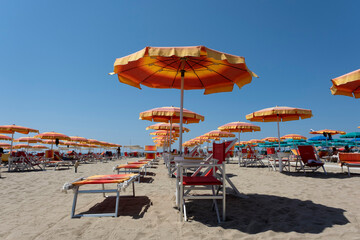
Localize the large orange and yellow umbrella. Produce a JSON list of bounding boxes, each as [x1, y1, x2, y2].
[[146, 123, 189, 132], [13, 144, 31, 150], [281, 134, 307, 140], [0, 124, 39, 171], [0, 134, 12, 141], [309, 129, 346, 135], [140, 106, 204, 152], [140, 106, 204, 124], [330, 69, 360, 98], [246, 106, 313, 149], [204, 130, 235, 139], [150, 130, 180, 137], [32, 145, 49, 150], [309, 129, 345, 146], [14, 137, 43, 144], [218, 121, 261, 145], [34, 132, 70, 150], [69, 136, 88, 143], [0, 142, 11, 148], [261, 137, 279, 142], [112, 46, 257, 152]]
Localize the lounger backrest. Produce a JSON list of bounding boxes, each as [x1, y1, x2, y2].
[[267, 148, 275, 155], [241, 148, 247, 154], [213, 142, 225, 164], [297, 145, 316, 163]]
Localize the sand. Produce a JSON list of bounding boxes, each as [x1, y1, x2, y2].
[[0, 157, 359, 240]]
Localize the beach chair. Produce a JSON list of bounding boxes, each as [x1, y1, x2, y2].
[[9, 151, 43, 171], [296, 145, 327, 174], [338, 153, 360, 176], [62, 173, 140, 218], [267, 148, 291, 171], [178, 161, 226, 223], [240, 145, 264, 167]]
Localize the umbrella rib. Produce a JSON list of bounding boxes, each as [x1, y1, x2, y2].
[[139, 59, 180, 85], [188, 59, 235, 83], [185, 61, 205, 88]]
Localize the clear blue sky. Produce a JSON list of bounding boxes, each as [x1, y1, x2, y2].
[[1, 0, 360, 148]]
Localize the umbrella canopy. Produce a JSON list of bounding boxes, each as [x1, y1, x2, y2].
[[0, 142, 11, 148], [69, 136, 88, 143], [43, 139, 64, 145], [309, 129, 346, 135], [140, 106, 204, 124], [204, 130, 235, 139], [0, 124, 39, 135], [218, 121, 261, 133], [330, 69, 360, 98], [13, 144, 31, 149], [0, 134, 12, 141], [246, 106, 312, 149], [261, 137, 279, 142], [35, 132, 71, 140], [340, 132, 360, 138], [308, 136, 329, 141], [218, 121, 260, 145], [149, 130, 180, 137], [248, 139, 265, 144], [146, 123, 189, 132], [14, 137, 43, 143], [281, 134, 307, 140], [32, 145, 49, 150], [112, 46, 257, 153]]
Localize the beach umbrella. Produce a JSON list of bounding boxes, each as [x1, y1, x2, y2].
[[13, 144, 31, 150], [204, 130, 235, 140], [140, 106, 204, 152], [261, 137, 279, 142], [111, 46, 257, 153], [0, 134, 12, 141], [34, 132, 70, 150], [281, 134, 307, 140], [330, 69, 360, 98], [32, 145, 49, 150], [0, 143, 11, 148], [146, 123, 189, 133], [69, 136, 88, 143], [150, 130, 180, 137], [246, 106, 313, 149], [308, 136, 328, 141], [218, 121, 261, 147], [0, 124, 39, 171], [310, 129, 346, 147], [340, 132, 360, 148], [14, 137, 43, 143]]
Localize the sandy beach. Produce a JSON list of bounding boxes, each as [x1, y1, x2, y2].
[[0, 157, 359, 240]]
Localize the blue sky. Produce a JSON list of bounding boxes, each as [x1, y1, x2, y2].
[[1, 0, 360, 148]]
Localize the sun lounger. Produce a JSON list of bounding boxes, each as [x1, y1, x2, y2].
[[62, 173, 139, 218], [240, 145, 264, 167], [296, 145, 327, 174], [114, 162, 147, 182], [338, 153, 360, 176]]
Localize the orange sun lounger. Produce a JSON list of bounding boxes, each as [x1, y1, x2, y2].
[[62, 173, 140, 218], [114, 162, 148, 182]]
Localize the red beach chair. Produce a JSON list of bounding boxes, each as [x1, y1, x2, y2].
[[296, 145, 327, 174]]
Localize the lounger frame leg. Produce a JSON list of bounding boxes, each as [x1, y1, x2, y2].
[[71, 187, 79, 218]]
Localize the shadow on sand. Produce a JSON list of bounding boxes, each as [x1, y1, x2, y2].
[[79, 196, 152, 219], [185, 194, 349, 234]]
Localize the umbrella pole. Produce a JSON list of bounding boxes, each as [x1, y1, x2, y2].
[[277, 115, 281, 150], [8, 131, 14, 172], [169, 117, 173, 153], [179, 69, 185, 155]]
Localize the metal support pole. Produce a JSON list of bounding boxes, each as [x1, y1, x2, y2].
[[169, 117, 173, 153], [179, 69, 185, 155], [8, 132, 14, 172]]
